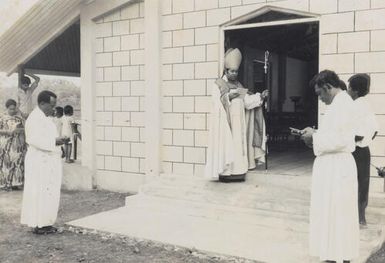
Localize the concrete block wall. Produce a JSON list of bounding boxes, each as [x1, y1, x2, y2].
[[158, 0, 385, 174], [94, 1, 146, 191]]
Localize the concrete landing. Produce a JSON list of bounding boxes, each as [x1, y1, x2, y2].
[[67, 172, 385, 263]]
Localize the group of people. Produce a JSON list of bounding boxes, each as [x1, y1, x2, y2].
[[205, 48, 378, 263]]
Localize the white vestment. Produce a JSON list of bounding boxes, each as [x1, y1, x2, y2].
[[309, 91, 359, 262], [20, 107, 62, 228], [205, 77, 266, 179]]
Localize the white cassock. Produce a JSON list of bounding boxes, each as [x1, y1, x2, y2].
[[205, 77, 266, 179], [309, 91, 359, 262], [20, 107, 62, 228]]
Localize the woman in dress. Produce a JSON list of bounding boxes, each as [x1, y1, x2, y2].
[[0, 99, 27, 190]]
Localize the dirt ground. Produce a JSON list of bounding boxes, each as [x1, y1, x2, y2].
[[0, 189, 384, 263]]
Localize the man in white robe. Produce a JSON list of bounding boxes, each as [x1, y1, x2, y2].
[[205, 48, 268, 182], [301, 70, 359, 263], [20, 90, 69, 234]]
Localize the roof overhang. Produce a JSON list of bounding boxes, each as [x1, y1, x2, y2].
[[0, 0, 83, 76]]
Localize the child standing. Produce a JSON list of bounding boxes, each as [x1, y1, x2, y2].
[[61, 105, 75, 163]]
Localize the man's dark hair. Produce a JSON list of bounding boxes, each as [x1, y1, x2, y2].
[[55, 106, 64, 116], [21, 76, 31, 85], [310, 70, 340, 90], [37, 90, 57, 105], [5, 99, 17, 108], [64, 105, 74, 115], [348, 73, 370, 97], [339, 80, 347, 91]]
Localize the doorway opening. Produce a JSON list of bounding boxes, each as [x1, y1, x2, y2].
[[223, 15, 319, 171]]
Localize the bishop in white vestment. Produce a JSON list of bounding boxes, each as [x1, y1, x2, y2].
[[205, 48, 268, 182], [20, 91, 66, 234], [302, 70, 359, 263]]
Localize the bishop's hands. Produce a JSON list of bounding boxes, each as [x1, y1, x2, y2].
[[300, 127, 315, 148], [261, 90, 269, 100], [56, 136, 70, 146]]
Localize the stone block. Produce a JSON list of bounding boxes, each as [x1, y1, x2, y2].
[[104, 67, 121, 81], [122, 97, 140, 112], [183, 11, 206, 29], [122, 157, 140, 172], [338, 0, 369, 11], [163, 80, 183, 96], [139, 128, 145, 143], [184, 113, 206, 130], [103, 10, 121, 22], [96, 38, 104, 53], [131, 112, 145, 127], [131, 81, 145, 96], [95, 170, 144, 193], [139, 65, 145, 80], [195, 62, 219, 79], [96, 53, 112, 67], [104, 36, 121, 52], [184, 79, 206, 96], [195, 96, 211, 113], [173, 162, 194, 175], [113, 141, 131, 157], [173, 29, 195, 47], [162, 64, 172, 80], [173, 97, 195, 112], [121, 3, 140, 19], [139, 158, 146, 173], [195, 27, 219, 45], [319, 54, 354, 74], [130, 18, 144, 34], [270, 0, 309, 12], [195, 0, 218, 10], [162, 47, 183, 64], [122, 127, 140, 142], [172, 0, 194, 13], [173, 63, 195, 80], [104, 97, 121, 111], [122, 65, 140, 80], [366, 94, 385, 114], [338, 31, 369, 53], [162, 97, 173, 113], [96, 68, 104, 82], [96, 112, 112, 126], [121, 34, 140, 50], [173, 130, 194, 146], [163, 129, 173, 145], [113, 51, 130, 66], [207, 8, 231, 26], [194, 164, 206, 176], [113, 20, 130, 36], [219, 0, 242, 7], [105, 127, 122, 141], [131, 142, 145, 158], [371, 73, 385, 93], [162, 146, 183, 162], [371, 136, 385, 156], [95, 127, 104, 140], [356, 9, 385, 31], [113, 82, 130, 96], [184, 147, 206, 164], [163, 14, 183, 31], [195, 130, 209, 147], [207, 44, 219, 61], [96, 82, 113, 97], [96, 23, 112, 38], [162, 161, 173, 174], [321, 12, 354, 34], [309, 0, 337, 14], [230, 3, 264, 19], [355, 52, 385, 73], [96, 141, 112, 155], [376, 115, 385, 136], [163, 113, 184, 129], [130, 49, 144, 65], [162, 32, 172, 48], [184, 45, 206, 63], [105, 156, 122, 171], [96, 155, 104, 169], [139, 34, 145, 49], [371, 0, 385, 8], [371, 30, 385, 51], [320, 34, 337, 54], [113, 112, 131, 126], [161, 0, 172, 15]]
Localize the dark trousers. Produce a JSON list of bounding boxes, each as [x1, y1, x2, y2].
[[352, 146, 370, 223]]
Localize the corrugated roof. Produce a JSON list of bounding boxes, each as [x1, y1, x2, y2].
[[0, 0, 83, 75]]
